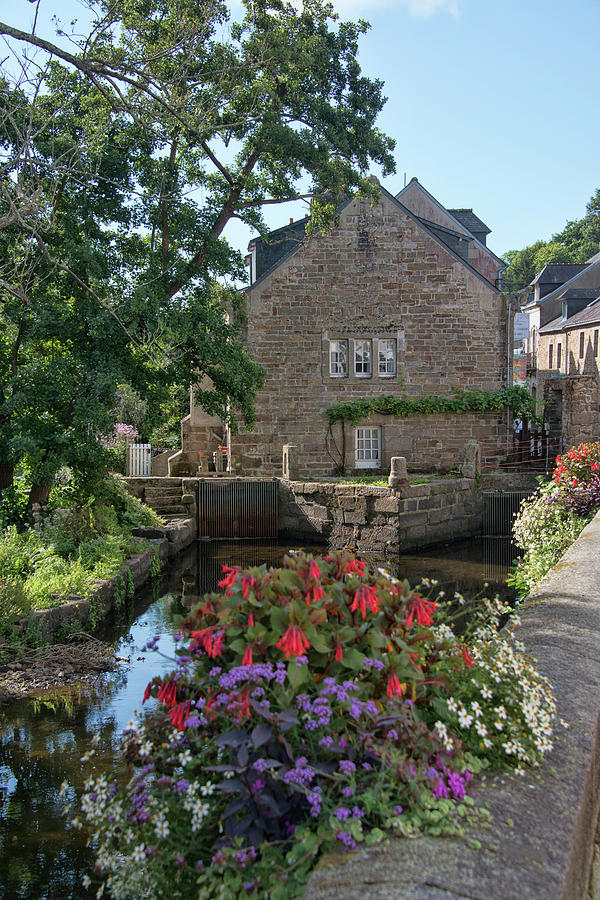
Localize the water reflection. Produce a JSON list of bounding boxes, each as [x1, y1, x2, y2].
[[0, 537, 516, 899]]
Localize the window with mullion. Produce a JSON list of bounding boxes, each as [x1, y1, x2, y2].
[[329, 340, 348, 377], [355, 426, 381, 468], [378, 339, 396, 377], [354, 339, 372, 377]]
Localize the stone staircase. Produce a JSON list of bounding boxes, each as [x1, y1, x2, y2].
[[140, 479, 188, 520]]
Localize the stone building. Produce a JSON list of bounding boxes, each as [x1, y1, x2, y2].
[[184, 177, 511, 479]]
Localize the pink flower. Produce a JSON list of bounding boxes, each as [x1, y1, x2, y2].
[[242, 646, 253, 666]]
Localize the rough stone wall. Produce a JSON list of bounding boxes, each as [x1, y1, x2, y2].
[[231, 193, 508, 478], [563, 375, 600, 447], [278, 478, 481, 553]]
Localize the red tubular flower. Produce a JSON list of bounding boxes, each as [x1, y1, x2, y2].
[[305, 585, 325, 606], [276, 625, 311, 658], [157, 680, 177, 708], [459, 645, 474, 668], [207, 630, 225, 658], [142, 682, 152, 704], [248, 612, 255, 628], [345, 558, 365, 577], [592, 462, 600, 472], [241, 575, 256, 600], [218, 566, 239, 590], [404, 595, 437, 628], [309, 561, 321, 580], [335, 643, 343, 662], [242, 645, 253, 666], [169, 700, 190, 731], [350, 584, 380, 618], [386, 673, 403, 698]]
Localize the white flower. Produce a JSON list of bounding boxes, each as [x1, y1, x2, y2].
[[59, 780, 70, 796], [560, 718, 570, 729], [495, 705, 507, 720], [139, 741, 153, 757], [515, 766, 526, 777], [71, 817, 83, 830], [131, 844, 146, 864], [494, 720, 504, 732], [457, 707, 473, 729], [154, 818, 170, 839], [483, 737, 493, 749], [178, 749, 192, 767], [471, 701, 482, 719], [475, 721, 488, 738], [82, 875, 91, 889], [481, 685, 492, 700], [447, 697, 458, 713], [200, 781, 214, 796]]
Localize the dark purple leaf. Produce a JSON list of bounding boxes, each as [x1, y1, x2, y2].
[[251, 724, 273, 748]]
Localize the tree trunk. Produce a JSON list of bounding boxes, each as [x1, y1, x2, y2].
[[0, 461, 13, 490], [27, 481, 52, 509]]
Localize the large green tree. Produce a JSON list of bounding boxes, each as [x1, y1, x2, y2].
[[0, 0, 395, 502], [503, 188, 600, 291]]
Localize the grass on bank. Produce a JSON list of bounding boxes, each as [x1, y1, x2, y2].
[[0, 474, 162, 643], [308, 471, 463, 487]]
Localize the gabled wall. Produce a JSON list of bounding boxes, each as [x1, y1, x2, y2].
[[230, 193, 509, 478]]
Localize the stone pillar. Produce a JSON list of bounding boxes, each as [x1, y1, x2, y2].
[[461, 441, 481, 479], [282, 444, 299, 481], [388, 456, 409, 493]]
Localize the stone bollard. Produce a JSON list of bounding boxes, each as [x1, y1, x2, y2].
[[388, 456, 410, 494], [461, 440, 481, 479], [282, 444, 299, 481]]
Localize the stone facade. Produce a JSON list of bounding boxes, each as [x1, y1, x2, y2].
[[227, 184, 509, 479]]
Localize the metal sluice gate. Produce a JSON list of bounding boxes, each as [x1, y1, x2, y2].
[[482, 490, 532, 537], [198, 479, 278, 539]]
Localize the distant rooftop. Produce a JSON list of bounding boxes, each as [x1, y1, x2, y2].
[[447, 208, 491, 238]]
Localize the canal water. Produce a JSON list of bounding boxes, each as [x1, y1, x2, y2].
[[0, 537, 518, 899]]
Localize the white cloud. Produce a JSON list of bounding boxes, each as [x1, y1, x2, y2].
[[330, 0, 459, 16]]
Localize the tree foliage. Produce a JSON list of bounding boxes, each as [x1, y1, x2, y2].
[[0, 0, 395, 500], [503, 188, 600, 291]]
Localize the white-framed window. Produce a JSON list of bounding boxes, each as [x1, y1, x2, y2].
[[354, 339, 372, 377], [355, 426, 381, 468], [329, 340, 348, 377], [378, 339, 396, 377]]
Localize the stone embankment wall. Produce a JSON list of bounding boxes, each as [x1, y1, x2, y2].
[[305, 511, 600, 900], [24, 517, 197, 639], [279, 478, 482, 552]]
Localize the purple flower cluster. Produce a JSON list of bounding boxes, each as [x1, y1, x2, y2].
[[283, 757, 315, 787], [339, 760, 356, 775], [336, 831, 357, 850], [307, 786, 322, 817], [363, 657, 385, 671], [430, 765, 471, 800], [218, 663, 283, 691], [141, 635, 160, 652], [235, 847, 257, 869]]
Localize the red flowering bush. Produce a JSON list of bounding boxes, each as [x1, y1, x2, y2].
[[552, 442, 600, 515], [73, 552, 555, 900]]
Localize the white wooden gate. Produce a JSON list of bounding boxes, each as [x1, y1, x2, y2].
[[128, 443, 152, 476]]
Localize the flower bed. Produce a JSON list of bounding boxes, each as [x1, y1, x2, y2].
[[73, 551, 556, 899], [511, 442, 600, 596]]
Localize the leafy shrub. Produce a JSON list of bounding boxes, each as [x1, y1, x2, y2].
[[73, 552, 555, 900], [0, 474, 161, 622]]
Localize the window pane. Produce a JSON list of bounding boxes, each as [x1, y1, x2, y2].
[[378, 339, 396, 376], [580, 332, 585, 359], [329, 340, 348, 376], [355, 427, 380, 467], [354, 340, 372, 376]]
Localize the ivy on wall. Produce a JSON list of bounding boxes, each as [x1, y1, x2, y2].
[[325, 386, 540, 427]]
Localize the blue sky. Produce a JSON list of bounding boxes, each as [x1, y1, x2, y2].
[[7, 0, 600, 260]]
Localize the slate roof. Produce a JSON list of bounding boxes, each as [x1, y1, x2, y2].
[[447, 208, 491, 237], [244, 183, 502, 292], [530, 264, 587, 286], [415, 216, 472, 261], [538, 297, 600, 334]]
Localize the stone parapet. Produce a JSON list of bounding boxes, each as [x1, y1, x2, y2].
[[278, 478, 481, 552], [304, 511, 600, 899]]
